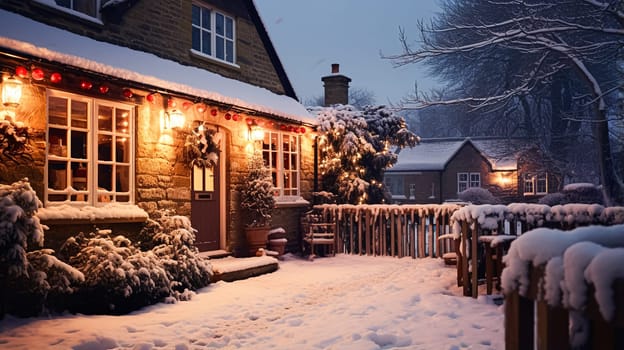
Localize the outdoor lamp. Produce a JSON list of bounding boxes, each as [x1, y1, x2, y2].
[[2, 75, 22, 107], [249, 121, 265, 141], [167, 109, 186, 129]]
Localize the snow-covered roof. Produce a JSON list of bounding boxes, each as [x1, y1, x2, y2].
[[0, 9, 315, 124], [388, 137, 535, 172]]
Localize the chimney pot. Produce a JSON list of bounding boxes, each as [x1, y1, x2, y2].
[[331, 63, 339, 74]]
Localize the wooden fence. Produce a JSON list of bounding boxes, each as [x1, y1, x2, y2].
[[449, 204, 624, 298], [313, 204, 462, 259]]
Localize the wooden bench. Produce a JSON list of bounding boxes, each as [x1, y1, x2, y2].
[[301, 211, 336, 260]]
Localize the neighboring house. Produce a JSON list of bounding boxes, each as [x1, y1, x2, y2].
[[384, 138, 562, 204], [0, 1, 315, 256]]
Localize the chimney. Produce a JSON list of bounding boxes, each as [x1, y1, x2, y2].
[[321, 63, 351, 106]]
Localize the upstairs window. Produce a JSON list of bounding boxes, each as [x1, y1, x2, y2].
[[457, 172, 481, 193], [192, 4, 236, 64], [46, 90, 134, 206], [35, 0, 101, 21], [262, 132, 300, 201]]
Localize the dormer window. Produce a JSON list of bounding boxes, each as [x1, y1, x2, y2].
[[191, 4, 236, 65]]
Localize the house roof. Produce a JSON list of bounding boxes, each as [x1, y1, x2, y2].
[[388, 137, 536, 172], [0, 9, 314, 124]]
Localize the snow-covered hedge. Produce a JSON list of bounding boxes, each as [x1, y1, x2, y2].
[[1, 180, 213, 317], [458, 187, 500, 205]]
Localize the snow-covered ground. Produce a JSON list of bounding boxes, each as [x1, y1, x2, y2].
[[0, 254, 504, 350]]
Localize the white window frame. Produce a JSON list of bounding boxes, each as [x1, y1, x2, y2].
[[191, 3, 237, 66], [524, 173, 548, 196], [262, 131, 301, 202], [457, 172, 481, 193], [34, 0, 103, 23], [45, 90, 135, 207]]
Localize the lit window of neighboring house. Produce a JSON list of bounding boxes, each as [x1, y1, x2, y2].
[[35, 0, 101, 21], [46, 90, 134, 206], [262, 131, 300, 201], [192, 4, 236, 64], [524, 173, 548, 195], [457, 172, 481, 193]]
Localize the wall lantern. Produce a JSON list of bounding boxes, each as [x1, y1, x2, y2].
[[2, 75, 22, 107], [498, 172, 512, 186], [249, 119, 265, 141], [167, 109, 186, 129]]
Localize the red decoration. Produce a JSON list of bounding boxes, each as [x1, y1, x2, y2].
[[196, 103, 206, 113], [210, 108, 218, 117], [31, 68, 45, 81], [300, 127, 306, 133], [167, 99, 176, 108], [99, 85, 109, 94], [280, 124, 287, 131], [246, 118, 254, 125], [80, 80, 93, 90], [15, 66, 29, 79], [182, 101, 192, 110], [146, 93, 155, 103], [224, 113, 231, 120], [232, 114, 239, 121], [50, 72, 62, 84], [123, 89, 133, 98]]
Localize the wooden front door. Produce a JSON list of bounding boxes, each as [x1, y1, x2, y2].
[[191, 163, 220, 251]]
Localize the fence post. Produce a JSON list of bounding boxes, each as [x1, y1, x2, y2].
[[505, 289, 535, 350], [471, 222, 479, 298], [536, 300, 569, 350], [461, 220, 470, 297]]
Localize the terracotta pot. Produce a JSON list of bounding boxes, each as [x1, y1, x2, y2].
[[245, 226, 269, 256]]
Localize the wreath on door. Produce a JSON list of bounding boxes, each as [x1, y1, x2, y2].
[[184, 126, 221, 168]]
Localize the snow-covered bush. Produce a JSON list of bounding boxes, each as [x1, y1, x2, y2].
[[562, 183, 604, 205], [239, 152, 275, 227], [4, 249, 84, 316], [146, 215, 213, 297], [538, 192, 567, 206], [0, 179, 45, 279], [458, 187, 500, 205], [59, 231, 171, 314], [538, 183, 604, 206]]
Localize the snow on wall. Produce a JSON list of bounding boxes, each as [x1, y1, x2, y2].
[[0, 9, 314, 123], [36, 203, 149, 221]]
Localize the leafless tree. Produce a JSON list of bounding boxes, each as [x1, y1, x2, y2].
[[386, 0, 624, 205]]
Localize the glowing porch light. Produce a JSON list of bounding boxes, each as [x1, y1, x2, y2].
[[2, 75, 22, 107]]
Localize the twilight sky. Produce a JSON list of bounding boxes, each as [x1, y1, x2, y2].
[[255, 0, 442, 105]]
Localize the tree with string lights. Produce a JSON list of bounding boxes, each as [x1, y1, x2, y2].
[[314, 104, 419, 204]]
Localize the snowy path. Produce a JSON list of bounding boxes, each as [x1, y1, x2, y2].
[[0, 255, 504, 349]]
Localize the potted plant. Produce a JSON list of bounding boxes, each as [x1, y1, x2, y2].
[[239, 152, 275, 256]]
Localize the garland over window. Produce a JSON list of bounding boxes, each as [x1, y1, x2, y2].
[[184, 125, 221, 168]]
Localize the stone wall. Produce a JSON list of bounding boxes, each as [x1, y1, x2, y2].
[[0, 0, 288, 96]]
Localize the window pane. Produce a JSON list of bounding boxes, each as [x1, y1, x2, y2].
[[115, 136, 129, 163], [202, 8, 211, 28], [116, 109, 130, 134], [98, 164, 113, 191], [216, 13, 224, 35], [48, 161, 67, 190], [226, 40, 234, 63], [226, 17, 233, 38], [116, 165, 129, 192], [74, 0, 97, 17], [98, 135, 113, 161], [202, 31, 211, 55], [98, 105, 113, 131], [70, 130, 87, 159], [192, 5, 200, 25], [71, 162, 88, 191], [71, 100, 88, 128], [192, 27, 200, 51], [216, 37, 224, 59], [49, 128, 67, 157], [49, 96, 67, 125]]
